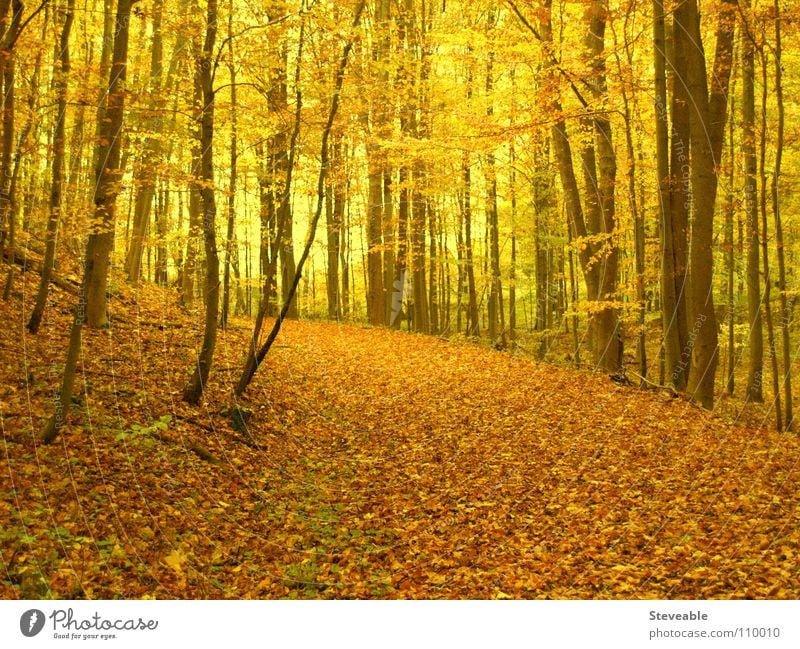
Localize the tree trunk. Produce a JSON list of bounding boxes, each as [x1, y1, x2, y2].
[[684, 0, 735, 408], [42, 0, 135, 443], [366, 154, 384, 324], [236, 0, 365, 396], [485, 49, 503, 347], [83, 0, 133, 328], [772, 0, 791, 430], [666, 0, 691, 389], [183, 0, 219, 405], [508, 135, 517, 342], [758, 47, 781, 430], [546, 0, 620, 372], [325, 133, 344, 319], [28, 0, 74, 333], [428, 198, 439, 335], [220, 1, 237, 330], [725, 84, 736, 396], [462, 151, 479, 337], [181, 63, 203, 305], [411, 164, 428, 333], [613, 14, 645, 382], [270, 40, 298, 320], [125, 1, 164, 284], [0, 0, 24, 251], [742, 3, 763, 402]]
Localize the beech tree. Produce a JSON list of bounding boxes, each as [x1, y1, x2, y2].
[[183, 0, 220, 405], [683, 0, 735, 408], [27, 0, 74, 334], [42, 0, 136, 443]]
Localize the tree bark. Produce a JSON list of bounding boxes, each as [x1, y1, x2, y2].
[[125, 1, 164, 284], [683, 0, 735, 408], [462, 150, 479, 337], [546, 0, 621, 372], [83, 0, 134, 328], [28, 0, 74, 333], [771, 0, 791, 430], [42, 0, 135, 443], [485, 47, 503, 347], [220, 0, 238, 330], [325, 133, 344, 319], [666, 0, 691, 389], [181, 54, 203, 305], [182, 0, 219, 405], [742, 3, 763, 402]]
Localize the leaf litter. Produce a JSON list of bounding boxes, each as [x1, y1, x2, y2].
[[1, 273, 799, 599]]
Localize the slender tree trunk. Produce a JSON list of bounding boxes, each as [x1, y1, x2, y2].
[[567, 225, 580, 366], [771, 0, 791, 430], [758, 48, 781, 430], [390, 166, 408, 329], [0, 0, 24, 251], [666, 0, 691, 389], [28, 0, 74, 333], [455, 195, 464, 334], [613, 16, 645, 382], [463, 151, 479, 337], [485, 49, 503, 347], [546, 0, 621, 372], [428, 198, 439, 335], [742, 6, 763, 402], [181, 63, 203, 305], [83, 0, 133, 328], [725, 87, 736, 396], [367, 0, 390, 325], [325, 133, 344, 319], [366, 154, 384, 324], [0, 62, 13, 298], [586, 3, 621, 373], [533, 145, 549, 334], [236, 0, 365, 396], [220, 1, 237, 330], [183, 0, 219, 404], [270, 39, 298, 320], [42, 0, 135, 443], [410, 164, 429, 333], [341, 177, 351, 318], [155, 184, 168, 284], [240, 17, 306, 388], [509, 135, 517, 343], [125, 1, 164, 284]]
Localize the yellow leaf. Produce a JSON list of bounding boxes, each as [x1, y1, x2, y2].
[[164, 548, 187, 575]]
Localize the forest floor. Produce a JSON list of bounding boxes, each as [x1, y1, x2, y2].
[[2, 265, 800, 599]]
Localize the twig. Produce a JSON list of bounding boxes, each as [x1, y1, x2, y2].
[[150, 430, 219, 464], [627, 371, 679, 397]]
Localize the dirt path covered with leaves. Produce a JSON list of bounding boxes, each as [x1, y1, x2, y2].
[[2, 278, 800, 599]]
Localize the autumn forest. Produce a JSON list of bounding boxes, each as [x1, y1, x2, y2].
[[2, 0, 800, 599]]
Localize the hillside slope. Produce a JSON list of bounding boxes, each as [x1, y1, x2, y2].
[[2, 273, 799, 599]]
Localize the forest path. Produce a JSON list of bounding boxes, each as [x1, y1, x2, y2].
[[3, 279, 800, 598], [231, 319, 800, 598]]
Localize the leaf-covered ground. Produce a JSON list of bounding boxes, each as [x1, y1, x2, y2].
[[2, 273, 800, 599]]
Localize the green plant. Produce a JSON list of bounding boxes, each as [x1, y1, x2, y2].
[[115, 415, 171, 442]]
